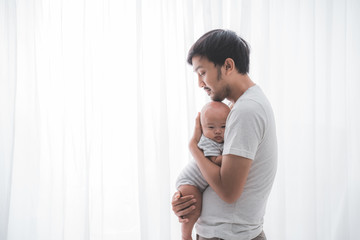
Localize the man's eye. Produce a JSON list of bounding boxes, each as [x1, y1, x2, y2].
[[199, 72, 205, 77], [221, 126, 226, 128]]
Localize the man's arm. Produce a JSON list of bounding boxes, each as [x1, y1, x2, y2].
[[208, 155, 222, 166], [189, 113, 252, 204], [190, 140, 251, 203]]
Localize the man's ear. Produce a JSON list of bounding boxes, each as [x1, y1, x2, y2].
[[223, 58, 235, 74]]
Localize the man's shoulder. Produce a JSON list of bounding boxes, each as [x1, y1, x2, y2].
[[229, 99, 266, 123]]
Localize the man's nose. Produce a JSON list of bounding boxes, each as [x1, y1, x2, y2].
[[198, 77, 205, 88]]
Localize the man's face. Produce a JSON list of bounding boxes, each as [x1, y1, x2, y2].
[[192, 56, 228, 101]]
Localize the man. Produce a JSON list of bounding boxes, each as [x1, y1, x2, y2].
[[172, 29, 277, 240]]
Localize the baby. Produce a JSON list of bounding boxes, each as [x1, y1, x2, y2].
[[178, 101, 230, 240]]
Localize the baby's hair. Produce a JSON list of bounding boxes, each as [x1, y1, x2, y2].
[[200, 101, 230, 125]]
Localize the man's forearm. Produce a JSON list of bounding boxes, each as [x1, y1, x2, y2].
[[189, 138, 252, 204]]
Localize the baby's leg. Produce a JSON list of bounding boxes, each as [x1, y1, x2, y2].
[[178, 185, 202, 240]]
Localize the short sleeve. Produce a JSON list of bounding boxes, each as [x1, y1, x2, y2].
[[223, 100, 266, 160]]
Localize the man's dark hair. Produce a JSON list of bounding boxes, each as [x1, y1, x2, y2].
[[187, 29, 250, 74]]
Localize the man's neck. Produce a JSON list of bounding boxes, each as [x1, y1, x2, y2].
[[227, 74, 255, 104]]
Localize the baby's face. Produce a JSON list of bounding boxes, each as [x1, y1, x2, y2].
[[201, 109, 228, 143]]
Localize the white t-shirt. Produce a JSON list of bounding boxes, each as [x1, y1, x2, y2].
[[197, 85, 278, 239], [176, 85, 277, 240]]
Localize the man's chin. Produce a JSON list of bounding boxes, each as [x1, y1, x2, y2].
[[211, 96, 225, 102]]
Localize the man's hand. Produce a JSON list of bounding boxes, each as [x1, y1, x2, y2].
[[212, 155, 222, 166], [171, 191, 197, 223]]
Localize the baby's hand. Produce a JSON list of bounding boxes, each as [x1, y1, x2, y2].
[[212, 155, 222, 166]]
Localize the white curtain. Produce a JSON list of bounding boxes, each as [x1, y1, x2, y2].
[[1, 0, 359, 240]]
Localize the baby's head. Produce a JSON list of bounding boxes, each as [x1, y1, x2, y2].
[[200, 101, 231, 143]]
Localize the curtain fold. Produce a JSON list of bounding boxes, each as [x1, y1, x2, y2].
[[0, 1, 16, 239], [1, 0, 359, 240]]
